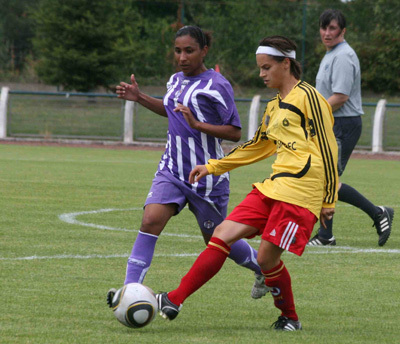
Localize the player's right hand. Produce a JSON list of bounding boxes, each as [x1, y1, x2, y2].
[[116, 74, 140, 101], [189, 165, 209, 184], [320, 207, 335, 229]]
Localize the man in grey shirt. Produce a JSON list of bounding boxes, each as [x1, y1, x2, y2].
[[308, 9, 394, 247]]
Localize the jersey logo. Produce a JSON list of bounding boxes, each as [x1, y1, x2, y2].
[[282, 118, 289, 127], [276, 140, 297, 151], [203, 220, 215, 230], [270, 229, 276, 236], [173, 79, 189, 107], [270, 287, 281, 296]]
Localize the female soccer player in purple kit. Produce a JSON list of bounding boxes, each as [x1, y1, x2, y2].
[[107, 26, 266, 306]]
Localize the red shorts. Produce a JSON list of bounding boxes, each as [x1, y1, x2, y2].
[[226, 188, 317, 256]]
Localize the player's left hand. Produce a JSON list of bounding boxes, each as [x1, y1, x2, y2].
[[320, 207, 335, 229], [174, 103, 198, 129]]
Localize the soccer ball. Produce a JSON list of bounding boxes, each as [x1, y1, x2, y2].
[[110, 283, 158, 328]]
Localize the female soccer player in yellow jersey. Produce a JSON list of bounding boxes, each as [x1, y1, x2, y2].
[[156, 35, 339, 331]]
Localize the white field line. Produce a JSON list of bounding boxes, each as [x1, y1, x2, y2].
[[58, 208, 203, 238], [0, 157, 157, 164], [0, 253, 199, 261], [2, 246, 400, 261], [1, 208, 399, 262]]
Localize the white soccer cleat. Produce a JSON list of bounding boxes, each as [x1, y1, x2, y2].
[[251, 273, 270, 299]]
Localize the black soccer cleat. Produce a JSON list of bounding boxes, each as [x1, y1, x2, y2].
[[271, 316, 302, 331], [156, 292, 182, 320], [106, 288, 117, 308], [374, 206, 394, 246], [307, 233, 336, 246]]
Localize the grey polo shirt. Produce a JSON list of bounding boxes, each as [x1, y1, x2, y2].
[[316, 41, 364, 117]]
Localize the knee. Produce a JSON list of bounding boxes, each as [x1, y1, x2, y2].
[[141, 215, 156, 229], [257, 255, 267, 271], [213, 224, 224, 237], [257, 255, 280, 271], [140, 214, 164, 235], [212, 224, 231, 244]]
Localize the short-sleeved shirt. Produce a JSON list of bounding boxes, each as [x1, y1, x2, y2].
[[158, 69, 241, 198], [316, 41, 364, 118]]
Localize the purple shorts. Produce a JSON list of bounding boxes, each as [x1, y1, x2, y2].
[[144, 170, 229, 234]]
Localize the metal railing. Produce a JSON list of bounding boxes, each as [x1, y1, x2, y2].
[[1, 87, 399, 152]]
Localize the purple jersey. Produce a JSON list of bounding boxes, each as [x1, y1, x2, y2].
[[158, 69, 241, 197]]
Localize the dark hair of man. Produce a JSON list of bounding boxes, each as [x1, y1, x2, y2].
[[175, 25, 212, 49], [319, 9, 346, 30], [258, 35, 302, 80]]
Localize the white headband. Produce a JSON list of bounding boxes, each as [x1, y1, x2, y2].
[[256, 46, 296, 59]]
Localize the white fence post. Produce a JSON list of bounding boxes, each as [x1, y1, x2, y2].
[[247, 95, 261, 140], [123, 100, 135, 144], [371, 99, 387, 153], [0, 87, 9, 139]]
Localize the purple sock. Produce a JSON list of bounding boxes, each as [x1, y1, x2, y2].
[[124, 231, 158, 284], [229, 239, 261, 275]]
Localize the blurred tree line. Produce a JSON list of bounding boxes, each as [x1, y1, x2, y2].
[[0, 0, 399, 94]]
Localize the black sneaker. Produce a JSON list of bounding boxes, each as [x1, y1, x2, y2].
[[374, 206, 394, 246], [156, 293, 182, 320], [106, 288, 116, 308], [307, 233, 336, 246], [271, 316, 302, 331]]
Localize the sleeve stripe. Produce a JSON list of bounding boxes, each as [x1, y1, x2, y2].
[[298, 82, 337, 204], [303, 82, 336, 204], [225, 122, 263, 157]]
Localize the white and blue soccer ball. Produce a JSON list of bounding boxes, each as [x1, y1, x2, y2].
[[111, 283, 158, 328]]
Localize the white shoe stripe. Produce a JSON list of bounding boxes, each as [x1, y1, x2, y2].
[[285, 323, 295, 330]]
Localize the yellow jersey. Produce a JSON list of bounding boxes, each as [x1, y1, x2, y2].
[[206, 81, 338, 218]]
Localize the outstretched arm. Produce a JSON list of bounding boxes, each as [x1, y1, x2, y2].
[[174, 103, 241, 142], [116, 74, 167, 117], [188, 119, 276, 179]]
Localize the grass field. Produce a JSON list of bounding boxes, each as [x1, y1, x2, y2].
[[1, 144, 399, 344]]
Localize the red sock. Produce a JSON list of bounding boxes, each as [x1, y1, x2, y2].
[[262, 260, 298, 321], [168, 237, 230, 305]]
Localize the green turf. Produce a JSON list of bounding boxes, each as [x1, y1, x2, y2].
[[1, 144, 399, 344]]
